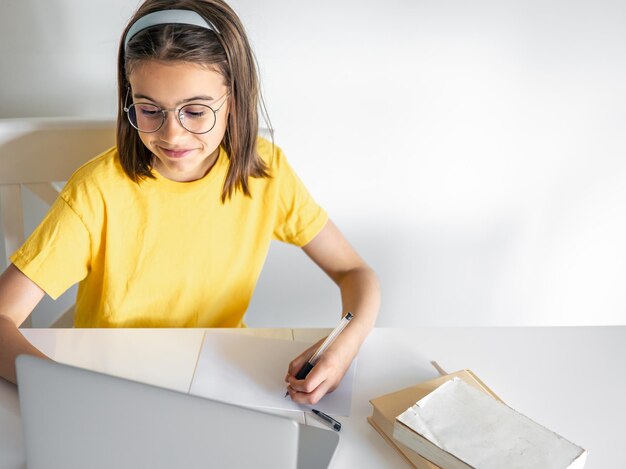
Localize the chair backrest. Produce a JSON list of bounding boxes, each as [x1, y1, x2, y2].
[[0, 118, 115, 326]]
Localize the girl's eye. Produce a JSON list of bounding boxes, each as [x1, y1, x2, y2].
[[182, 106, 209, 119], [137, 105, 161, 118]]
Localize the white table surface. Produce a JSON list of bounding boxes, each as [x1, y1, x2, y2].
[[0, 326, 623, 468]]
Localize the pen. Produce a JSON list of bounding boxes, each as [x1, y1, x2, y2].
[[284, 312, 354, 397], [312, 409, 341, 431]]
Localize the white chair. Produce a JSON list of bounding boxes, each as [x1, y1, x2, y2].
[[0, 118, 115, 327]]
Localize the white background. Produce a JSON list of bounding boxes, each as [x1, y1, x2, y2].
[[1, 0, 625, 326]]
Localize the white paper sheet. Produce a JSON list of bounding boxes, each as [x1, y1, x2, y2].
[[188, 332, 356, 416], [396, 378, 587, 469]]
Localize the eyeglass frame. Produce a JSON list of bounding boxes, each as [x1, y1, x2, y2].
[[123, 88, 229, 135]]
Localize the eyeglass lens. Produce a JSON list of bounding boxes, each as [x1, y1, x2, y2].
[[127, 103, 217, 134]]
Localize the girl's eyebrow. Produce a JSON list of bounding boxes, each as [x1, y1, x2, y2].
[[133, 93, 215, 105]]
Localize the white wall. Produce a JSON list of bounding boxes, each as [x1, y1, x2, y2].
[[1, 0, 625, 326]]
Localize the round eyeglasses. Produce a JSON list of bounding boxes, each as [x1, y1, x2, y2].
[[123, 91, 229, 134]]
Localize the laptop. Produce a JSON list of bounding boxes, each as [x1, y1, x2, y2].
[[16, 355, 339, 469]]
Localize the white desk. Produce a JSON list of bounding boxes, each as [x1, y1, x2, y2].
[[1, 327, 624, 468]]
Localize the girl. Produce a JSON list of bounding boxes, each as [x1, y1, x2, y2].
[[0, 0, 380, 405]]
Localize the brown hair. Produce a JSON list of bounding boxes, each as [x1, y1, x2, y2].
[[116, 0, 270, 201]]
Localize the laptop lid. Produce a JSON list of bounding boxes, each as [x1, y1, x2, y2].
[[16, 355, 339, 469]]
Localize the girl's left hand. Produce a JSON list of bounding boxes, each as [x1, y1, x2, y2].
[[284, 336, 357, 405]]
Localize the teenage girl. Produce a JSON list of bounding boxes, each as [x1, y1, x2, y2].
[[0, 0, 380, 405]]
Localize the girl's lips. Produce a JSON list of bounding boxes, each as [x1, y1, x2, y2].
[[160, 147, 194, 159]]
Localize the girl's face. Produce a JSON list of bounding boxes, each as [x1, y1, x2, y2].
[[127, 60, 229, 182]]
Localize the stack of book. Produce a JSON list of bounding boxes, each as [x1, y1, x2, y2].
[[368, 370, 587, 469]]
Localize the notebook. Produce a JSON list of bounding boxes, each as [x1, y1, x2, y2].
[[189, 331, 356, 416], [16, 355, 339, 469]]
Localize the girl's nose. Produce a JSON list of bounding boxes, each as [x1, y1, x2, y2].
[[159, 111, 186, 140]]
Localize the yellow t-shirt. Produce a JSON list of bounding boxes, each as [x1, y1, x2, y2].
[[11, 138, 327, 327]]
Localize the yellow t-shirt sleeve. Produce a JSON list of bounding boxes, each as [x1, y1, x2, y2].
[[272, 151, 328, 246], [10, 195, 91, 299]]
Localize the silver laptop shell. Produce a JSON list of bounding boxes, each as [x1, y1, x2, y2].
[[16, 354, 339, 469]]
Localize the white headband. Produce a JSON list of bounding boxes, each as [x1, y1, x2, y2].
[[124, 9, 220, 49]]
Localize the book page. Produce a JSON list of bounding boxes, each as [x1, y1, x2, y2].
[[189, 332, 356, 416]]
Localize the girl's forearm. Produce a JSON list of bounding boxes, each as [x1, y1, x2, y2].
[[0, 316, 49, 384], [336, 265, 380, 349]]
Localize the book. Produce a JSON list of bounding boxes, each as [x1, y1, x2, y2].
[[394, 377, 587, 469], [368, 370, 499, 469]]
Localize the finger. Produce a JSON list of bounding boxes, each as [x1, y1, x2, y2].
[[287, 362, 328, 394], [287, 353, 310, 377], [288, 378, 334, 406]]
